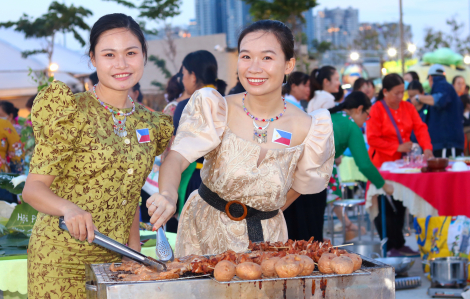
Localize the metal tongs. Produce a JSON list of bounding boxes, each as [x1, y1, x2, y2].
[[58, 216, 167, 272], [156, 227, 174, 262]]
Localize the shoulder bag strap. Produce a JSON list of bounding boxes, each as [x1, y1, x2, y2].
[[380, 100, 403, 144]]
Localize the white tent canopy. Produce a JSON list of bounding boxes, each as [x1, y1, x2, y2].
[[0, 28, 93, 97]]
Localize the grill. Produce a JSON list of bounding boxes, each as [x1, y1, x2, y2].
[[85, 254, 395, 298]]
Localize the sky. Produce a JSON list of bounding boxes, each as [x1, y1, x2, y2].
[[1, 0, 469, 52]]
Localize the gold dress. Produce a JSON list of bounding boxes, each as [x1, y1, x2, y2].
[[172, 88, 335, 257], [27, 82, 173, 298]]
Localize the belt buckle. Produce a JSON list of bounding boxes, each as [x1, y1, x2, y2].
[[225, 200, 248, 221]]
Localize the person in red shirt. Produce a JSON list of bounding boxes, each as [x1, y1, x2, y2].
[[366, 73, 434, 256]]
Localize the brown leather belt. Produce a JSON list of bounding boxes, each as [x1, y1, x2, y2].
[[198, 183, 278, 242]]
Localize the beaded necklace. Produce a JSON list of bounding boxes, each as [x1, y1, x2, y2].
[[92, 84, 135, 137], [242, 92, 287, 143]]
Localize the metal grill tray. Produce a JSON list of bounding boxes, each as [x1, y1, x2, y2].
[[90, 263, 211, 284], [211, 268, 370, 284]]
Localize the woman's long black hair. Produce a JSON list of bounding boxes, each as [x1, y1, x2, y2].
[[377, 73, 404, 101], [182, 50, 227, 95], [328, 91, 371, 114], [309, 66, 336, 99], [282, 71, 309, 95]]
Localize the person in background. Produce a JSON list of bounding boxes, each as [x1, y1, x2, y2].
[[162, 74, 187, 117], [453, 75, 466, 96], [172, 50, 227, 217], [407, 80, 430, 143], [403, 71, 419, 84], [460, 94, 470, 155], [0, 101, 21, 134], [410, 64, 464, 158], [366, 79, 376, 102], [128, 82, 143, 103], [332, 85, 344, 103], [352, 78, 369, 94], [25, 94, 36, 113], [367, 73, 433, 257], [465, 85, 469, 95], [0, 117, 24, 202], [228, 75, 246, 95], [307, 66, 340, 112], [403, 71, 420, 101], [283, 71, 310, 110], [327, 92, 394, 237], [89, 71, 99, 86]]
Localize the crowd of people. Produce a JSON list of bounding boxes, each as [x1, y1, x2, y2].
[[0, 11, 467, 298]]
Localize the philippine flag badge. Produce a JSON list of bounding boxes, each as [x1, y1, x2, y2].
[[136, 128, 151, 143], [272, 128, 292, 146]]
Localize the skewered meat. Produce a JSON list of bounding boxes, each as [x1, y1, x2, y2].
[[214, 261, 236, 282], [236, 262, 262, 280], [331, 256, 354, 274]]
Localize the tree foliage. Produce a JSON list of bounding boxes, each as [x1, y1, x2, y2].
[[421, 17, 470, 55], [0, 1, 92, 64], [105, 0, 181, 35], [149, 55, 172, 90]]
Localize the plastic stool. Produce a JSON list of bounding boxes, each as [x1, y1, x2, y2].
[[333, 199, 365, 245]]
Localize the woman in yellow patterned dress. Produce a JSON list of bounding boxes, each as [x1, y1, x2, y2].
[[22, 14, 172, 298], [146, 20, 335, 256]]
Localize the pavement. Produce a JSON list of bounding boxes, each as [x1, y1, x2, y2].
[[395, 234, 432, 299]]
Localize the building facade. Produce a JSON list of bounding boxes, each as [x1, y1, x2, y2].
[[303, 8, 315, 52], [195, 0, 251, 49], [314, 7, 359, 49]]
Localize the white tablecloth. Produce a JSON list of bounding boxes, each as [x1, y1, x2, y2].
[[366, 180, 439, 220]]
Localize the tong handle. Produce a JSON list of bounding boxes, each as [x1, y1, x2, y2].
[[58, 216, 147, 262]]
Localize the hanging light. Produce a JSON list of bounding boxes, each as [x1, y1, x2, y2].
[[407, 44, 417, 53], [387, 48, 397, 57], [350, 52, 360, 61], [464, 55, 470, 65], [49, 63, 59, 72]]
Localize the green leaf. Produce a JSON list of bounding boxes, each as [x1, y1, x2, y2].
[[0, 224, 7, 237], [48, 76, 54, 82], [0, 173, 25, 194], [5, 203, 38, 236], [0, 232, 30, 248]]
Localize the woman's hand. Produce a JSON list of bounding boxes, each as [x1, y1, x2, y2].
[[147, 192, 177, 231], [335, 156, 342, 166], [424, 149, 434, 160], [382, 183, 394, 196], [62, 205, 97, 243], [397, 141, 413, 153]]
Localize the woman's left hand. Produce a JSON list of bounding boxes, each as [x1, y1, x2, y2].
[[424, 149, 434, 160]]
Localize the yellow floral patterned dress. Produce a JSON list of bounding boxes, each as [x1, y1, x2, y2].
[[27, 81, 173, 298]]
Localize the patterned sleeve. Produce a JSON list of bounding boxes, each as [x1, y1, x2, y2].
[[29, 81, 84, 176], [291, 109, 335, 194], [171, 88, 227, 163], [153, 112, 174, 157]]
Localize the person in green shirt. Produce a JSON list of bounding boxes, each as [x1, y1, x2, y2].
[[328, 91, 394, 232]]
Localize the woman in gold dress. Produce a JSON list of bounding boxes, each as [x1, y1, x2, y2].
[[147, 20, 335, 256], [22, 14, 172, 298]]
